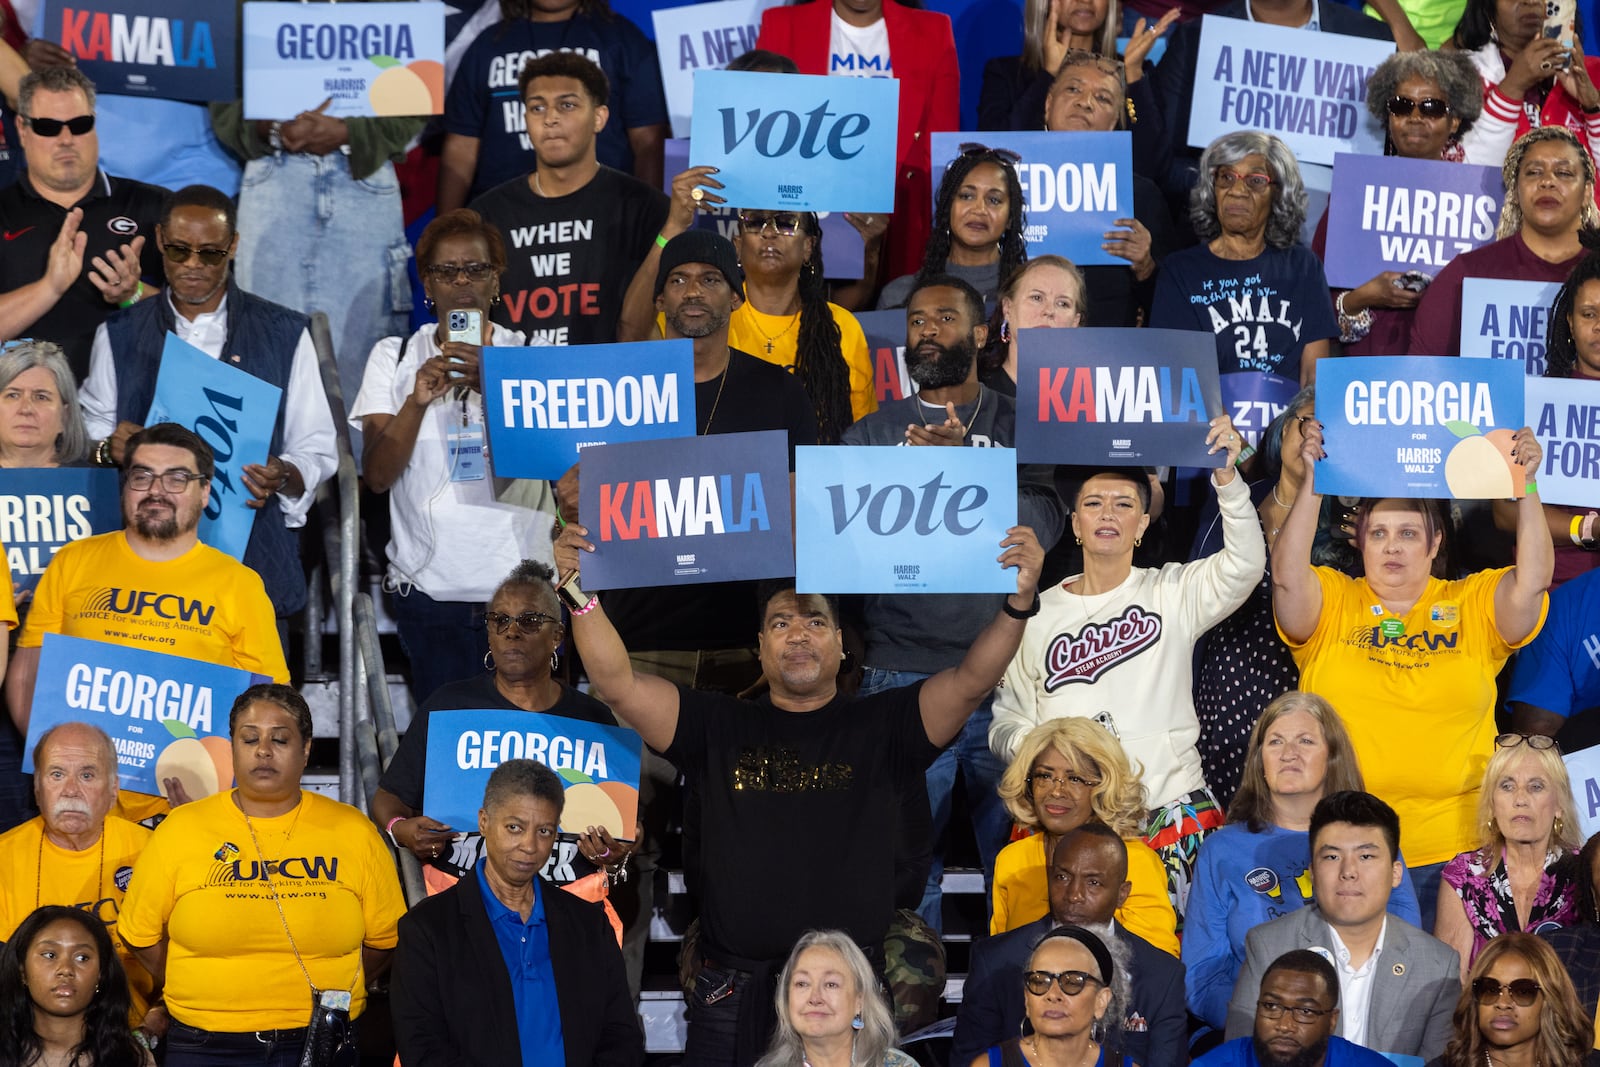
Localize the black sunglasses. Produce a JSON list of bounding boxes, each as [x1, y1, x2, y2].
[[162, 243, 232, 266], [957, 142, 1023, 165], [24, 114, 94, 137], [1472, 977, 1541, 1007], [1023, 969, 1104, 997], [1387, 96, 1450, 119]]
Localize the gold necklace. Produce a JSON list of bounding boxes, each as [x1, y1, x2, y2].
[[751, 306, 800, 355], [699, 358, 731, 434], [1026, 1036, 1100, 1066]]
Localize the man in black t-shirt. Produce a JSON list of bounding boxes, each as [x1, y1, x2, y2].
[[0, 68, 164, 379], [468, 51, 666, 346]]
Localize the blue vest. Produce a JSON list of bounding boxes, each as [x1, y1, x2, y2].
[[103, 281, 310, 615]]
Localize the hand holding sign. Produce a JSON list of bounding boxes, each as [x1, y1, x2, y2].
[[668, 166, 728, 233], [998, 524, 1045, 603], [1206, 413, 1245, 479]]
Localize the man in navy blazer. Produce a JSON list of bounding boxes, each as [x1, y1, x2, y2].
[[390, 759, 643, 1066], [952, 824, 1186, 1067]]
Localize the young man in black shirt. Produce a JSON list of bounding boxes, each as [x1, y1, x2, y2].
[[469, 51, 666, 346]]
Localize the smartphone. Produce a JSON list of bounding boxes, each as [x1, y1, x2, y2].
[[1542, 0, 1575, 68], [445, 309, 482, 356]]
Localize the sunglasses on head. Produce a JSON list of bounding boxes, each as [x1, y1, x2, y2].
[[161, 243, 232, 266], [24, 114, 94, 137], [957, 142, 1023, 165], [1386, 96, 1450, 119], [1472, 977, 1541, 1007]]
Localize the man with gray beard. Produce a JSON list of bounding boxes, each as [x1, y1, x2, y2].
[[0, 721, 166, 1049], [952, 824, 1186, 1066]]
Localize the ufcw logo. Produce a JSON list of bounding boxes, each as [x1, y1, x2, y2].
[[207, 856, 339, 886], [87, 588, 216, 625], [60, 9, 217, 68], [599, 474, 769, 541]]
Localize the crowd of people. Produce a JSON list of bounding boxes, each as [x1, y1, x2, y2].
[[0, 0, 1596, 1063]]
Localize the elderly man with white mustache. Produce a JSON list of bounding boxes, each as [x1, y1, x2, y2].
[[0, 721, 167, 1053]]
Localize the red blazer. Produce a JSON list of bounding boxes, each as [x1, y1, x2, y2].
[[756, 0, 959, 278]]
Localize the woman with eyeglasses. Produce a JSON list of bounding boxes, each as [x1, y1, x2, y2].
[[1150, 131, 1336, 386], [990, 718, 1178, 954], [970, 925, 1132, 1067], [1427, 932, 1599, 1067], [1411, 126, 1599, 356], [1184, 691, 1423, 1031], [1434, 734, 1582, 978], [353, 209, 558, 705], [1312, 51, 1483, 357]]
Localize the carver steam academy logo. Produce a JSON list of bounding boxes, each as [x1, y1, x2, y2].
[[1043, 606, 1163, 690]]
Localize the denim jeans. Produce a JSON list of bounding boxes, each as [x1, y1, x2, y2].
[[388, 586, 489, 705], [859, 667, 1011, 934], [165, 1019, 356, 1067], [235, 152, 410, 450], [684, 962, 746, 1067]]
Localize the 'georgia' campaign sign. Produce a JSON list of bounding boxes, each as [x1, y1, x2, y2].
[[25, 634, 265, 798], [1323, 155, 1502, 288], [1459, 279, 1562, 376], [663, 138, 865, 278], [482, 341, 696, 480], [1526, 376, 1600, 508], [0, 468, 121, 598], [1015, 327, 1225, 467], [39, 0, 235, 101], [653, 0, 781, 138], [689, 70, 899, 212], [243, 1, 446, 120], [577, 429, 794, 589], [423, 709, 642, 838], [856, 308, 916, 404], [144, 332, 283, 563], [930, 132, 1135, 267], [1314, 356, 1527, 500], [1189, 17, 1393, 165], [794, 445, 1019, 594]]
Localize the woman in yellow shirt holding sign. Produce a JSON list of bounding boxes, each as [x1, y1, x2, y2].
[[1271, 418, 1552, 933], [119, 685, 405, 1067]]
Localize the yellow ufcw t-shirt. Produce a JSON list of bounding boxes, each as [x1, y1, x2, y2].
[[0, 816, 154, 1024], [1280, 567, 1545, 866], [0, 554, 18, 630], [18, 531, 288, 683], [119, 791, 405, 1032]]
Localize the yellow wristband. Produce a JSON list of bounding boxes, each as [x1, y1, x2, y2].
[[1573, 514, 1586, 548]]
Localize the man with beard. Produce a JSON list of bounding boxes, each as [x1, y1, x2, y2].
[[840, 275, 1063, 932], [953, 824, 1185, 1067], [80, 184, 338, 623], [1197, 951, 1395, 1067], [0, 722, 167, 1050], [6, 424, 288, 811]]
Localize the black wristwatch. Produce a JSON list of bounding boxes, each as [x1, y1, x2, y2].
[[1002, 592, 1041, 620]]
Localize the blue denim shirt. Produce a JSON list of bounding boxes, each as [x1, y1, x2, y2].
[[476, 860, 565, 1067]]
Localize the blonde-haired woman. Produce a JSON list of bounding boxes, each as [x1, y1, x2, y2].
[[990, 718, 1177, 955], [755, 930, 914, 1067], [1435, 734, 1583, 979], [1183, 691, 1423, 1029]]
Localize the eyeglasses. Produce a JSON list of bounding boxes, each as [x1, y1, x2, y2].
[[1495, 733, 1560, 752], [736, 211, 803, 237], [1290, 414, 1316, 434], [957, 142, 1024, 165], [162, 243, 232, 266], [1386, 95, 1451, 119], [1472, 977, 1541, 1007], [423, 262, 496, 283], [1024, 970, 1104, 997], [1029, 770, 1101, 792], [1256, 999, 1337, 1024], [23, 114, 94, 137], [484, 610, 558, 635], [1214, 169, 1276, 192], [126, 468, 204, 492]]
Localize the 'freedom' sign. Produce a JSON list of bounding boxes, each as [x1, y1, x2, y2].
[[794, 445, 1019, 594], [243, 1, 445, 120], [1459, 279, 1561, 376], [653, 0, 779, 137], [689, 70, 899, 212], [1526, 377, 1600, 507], [39, 0, 235, 101], [25, 634, 265, 798], [1015, 328, 1225, 467], [1189, 17, 1393, 165], [578, 429, 794, 590], [1314, 356, 1527, 499], [481, 341, 697, 480], [931, 132, 1134, 267], [423, 708, 642, 838], [1323, 155, 1502, 287], [0, 468, 121, 599]]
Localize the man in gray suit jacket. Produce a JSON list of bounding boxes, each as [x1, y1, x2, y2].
[[1225, 792, 1459, 1062]]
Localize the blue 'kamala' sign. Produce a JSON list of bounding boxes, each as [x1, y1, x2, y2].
[[40, 0, 234, 101]]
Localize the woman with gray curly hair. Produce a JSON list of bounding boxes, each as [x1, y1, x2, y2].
[[0, 339, 87, 468], [1150, 131, 1337, 386], [1314, 50, 1486, 356], [756, 930, 914, 1067]]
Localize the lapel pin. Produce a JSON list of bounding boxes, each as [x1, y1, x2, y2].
[[1393, 963, 1406, 976]]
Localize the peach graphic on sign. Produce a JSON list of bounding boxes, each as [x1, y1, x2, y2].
[[154, 719, 233, 800], [368, 56, 443, 116], [557, 767, 638, 840], [1443, 423, 1520, 498]]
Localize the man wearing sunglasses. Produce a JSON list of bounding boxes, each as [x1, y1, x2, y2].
[[1226, 791, 1460, 1062], [77, 183, 338, 623], [1195, 950, 1396, 1067], [0, 66, 164, 379]]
